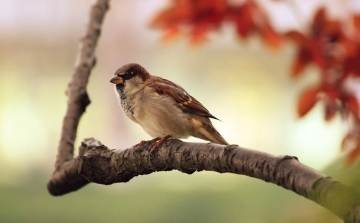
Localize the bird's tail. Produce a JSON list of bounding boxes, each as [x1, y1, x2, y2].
[[191, 117, 229, 145]]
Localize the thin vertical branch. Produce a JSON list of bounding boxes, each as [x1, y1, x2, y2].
[[47, 0, 110, 196]]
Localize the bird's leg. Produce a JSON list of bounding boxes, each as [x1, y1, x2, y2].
[[133, 137, 161, 148], [150, 135, 172, 153]]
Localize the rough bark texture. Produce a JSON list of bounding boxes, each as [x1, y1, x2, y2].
[[77, 138, 360, 223], [47, 0, 109, 195]]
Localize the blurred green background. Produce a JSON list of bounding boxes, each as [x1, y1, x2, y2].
[[1, 0, 358, 222]]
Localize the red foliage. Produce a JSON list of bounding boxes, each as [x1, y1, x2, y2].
[[297, 86, 321, 117], [151, 1, 360, 163], [151, 0, 228, 44], [151, 0, 282, 48], [346, 95, 359, 117], [288, 9, 360, 163]]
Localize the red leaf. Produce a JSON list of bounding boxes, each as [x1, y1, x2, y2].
[[150, 0, 193, 28], [341, 38, 358, 58], [312, 8, 327, 35], [323, 89, 339, 121], [197, 0, 227, 14], [161, 26, 181, 42], [232, 1, 260, 38], [260, 23, 282, 50], [353, 15, 360, 35], [310, 40, 326, 69], [285, 31, 307, 46], [297, 86, 321, 117], [324, 100, 337, 121], [230, 6, 254, 38], [346, 95, 359, 117], [345, 50, 360, 77], [190, 23, 209, 45], [326, 88, 340, 100], [291, 48, 311, 77], [322, 21, 342, 36]]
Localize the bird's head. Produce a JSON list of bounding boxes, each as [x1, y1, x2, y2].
[[110, 63, 150, 90]]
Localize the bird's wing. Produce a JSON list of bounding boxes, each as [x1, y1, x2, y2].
[[148, 77, 219, 120]]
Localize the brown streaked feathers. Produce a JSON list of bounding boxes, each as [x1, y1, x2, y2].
[[148, 78, 220, 120]]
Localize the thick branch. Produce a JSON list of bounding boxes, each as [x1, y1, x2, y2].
[[47, 0, 110, 195], [77, 138, 360, 223]]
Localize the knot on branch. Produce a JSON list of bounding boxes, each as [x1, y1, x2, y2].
[[78, 138, 116, 185], [81, 138, 107, 152]]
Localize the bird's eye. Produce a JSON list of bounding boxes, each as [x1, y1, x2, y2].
[[122, 72, 134, 80]]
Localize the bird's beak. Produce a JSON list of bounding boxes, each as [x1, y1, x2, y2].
[[110, 76, 123, 84]]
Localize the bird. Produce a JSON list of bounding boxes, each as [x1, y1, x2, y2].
[[110, 63, 228, 153]]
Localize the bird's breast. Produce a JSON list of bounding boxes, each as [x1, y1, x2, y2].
[[121, 98, 135, 119], [116, 85, 137, 121], [132, 90, 192, 138]]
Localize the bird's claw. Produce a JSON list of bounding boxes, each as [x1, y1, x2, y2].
[[149, 135, 172, 153], [133, 137, 161, 149], [133, 140, 146, 148]]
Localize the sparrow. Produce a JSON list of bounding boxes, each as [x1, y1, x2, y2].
[[110, 63, 228, 153]]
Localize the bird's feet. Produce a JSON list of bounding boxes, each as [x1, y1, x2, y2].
[[133, 137, 161, 148], [149, 135, 172, 153]]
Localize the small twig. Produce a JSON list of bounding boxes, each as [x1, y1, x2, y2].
[[47, 0, 110, 195]]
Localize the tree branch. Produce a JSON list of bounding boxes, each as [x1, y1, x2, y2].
[[77, 138, 360, 223], [47, 0, 110, 195]]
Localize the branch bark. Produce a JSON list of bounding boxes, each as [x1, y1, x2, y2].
[[47, 0, 110, 195], [77, 138, 360, 223]]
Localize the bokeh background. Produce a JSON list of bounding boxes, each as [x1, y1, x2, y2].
[[1, 0, 359, 222]]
